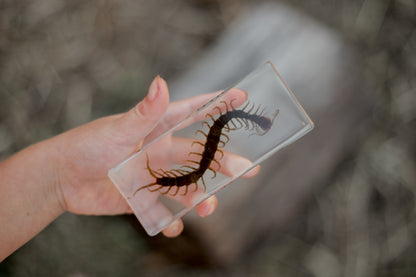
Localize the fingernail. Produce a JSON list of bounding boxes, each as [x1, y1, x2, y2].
[[147, 75, 160, 102]]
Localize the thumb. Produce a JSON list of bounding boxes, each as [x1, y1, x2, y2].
[[113, 76, 170, 145]]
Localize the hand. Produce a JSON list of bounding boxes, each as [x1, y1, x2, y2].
[[50, 76, 259, 237]]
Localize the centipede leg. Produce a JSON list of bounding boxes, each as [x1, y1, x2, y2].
[[220, 100, 230, 112], [243, 118, 250, 130], [216, 148, 224, 159], [191, 141, 205, 148], [248, 103, 256, 113], [206, 113, 215, 124], [208, 167, 217, 178], [200, 176, 207, 192], [188, 151, 203, 158], [168, 170, 180, 177], [182, 184, 189, 196], [133, 183, 156, 196], [172, 169, 187, 175], [214, 106, 222, 115], [241, 101, 250, 111], [253, 104, 261, 115], [260, 108, 266, 116], [201, 121, 211, 130], [228, 119, 238, 130], [221, 133, 230, 143], [161, 185, 173, 195], [182, 165, 198, 171], [148, 184, 164, 192], [160, 168, 175, 178], [192, 182, 199, 192], [212, 158, 221, 169], [235, 118, 244, 129], [229, 99, 237, 110], [175, 169, 190, 175], [172, 185, 180, 196], [196, 130, 208, 138], [186, 159, 200, 165]]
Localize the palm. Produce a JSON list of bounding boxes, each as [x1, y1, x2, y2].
[[57, 88, 247, 216]]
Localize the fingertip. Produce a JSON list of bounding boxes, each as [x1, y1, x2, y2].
[[242, 165, 261, 178], [162, 219, 184, 238], [225, 88, 248, 107], [196, 195, 218, 217], [139, 75, 170, 117]]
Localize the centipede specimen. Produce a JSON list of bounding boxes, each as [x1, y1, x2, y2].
[[134, 100, 279, 196]]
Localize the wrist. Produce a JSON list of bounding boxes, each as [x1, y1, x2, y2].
[[0, 140, 65, 260], [36, 138, 67, 215]]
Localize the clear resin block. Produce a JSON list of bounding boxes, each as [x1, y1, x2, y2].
[[108, 62, 314, 236]]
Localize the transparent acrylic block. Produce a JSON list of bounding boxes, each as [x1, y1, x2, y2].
[[108, 62, 314, 236]]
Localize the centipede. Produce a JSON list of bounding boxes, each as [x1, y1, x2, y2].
[[133, 100, 279, 197]]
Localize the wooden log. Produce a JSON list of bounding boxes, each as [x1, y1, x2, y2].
[[169, 3, 372, 264]]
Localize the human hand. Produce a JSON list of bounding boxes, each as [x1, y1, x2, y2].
[[50, 76, 258, 237]]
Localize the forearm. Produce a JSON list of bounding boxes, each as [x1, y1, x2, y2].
[[0, 139, 64, 261]]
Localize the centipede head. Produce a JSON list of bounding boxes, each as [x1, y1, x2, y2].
[[251, 109, 280, 137]]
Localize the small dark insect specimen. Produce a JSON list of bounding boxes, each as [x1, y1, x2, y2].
[[134, 100, 279, 196]]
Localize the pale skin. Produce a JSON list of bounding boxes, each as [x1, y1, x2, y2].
[[0, 76, 259, 262]]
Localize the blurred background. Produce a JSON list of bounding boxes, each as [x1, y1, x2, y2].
[[0, 0, 415, 276]]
